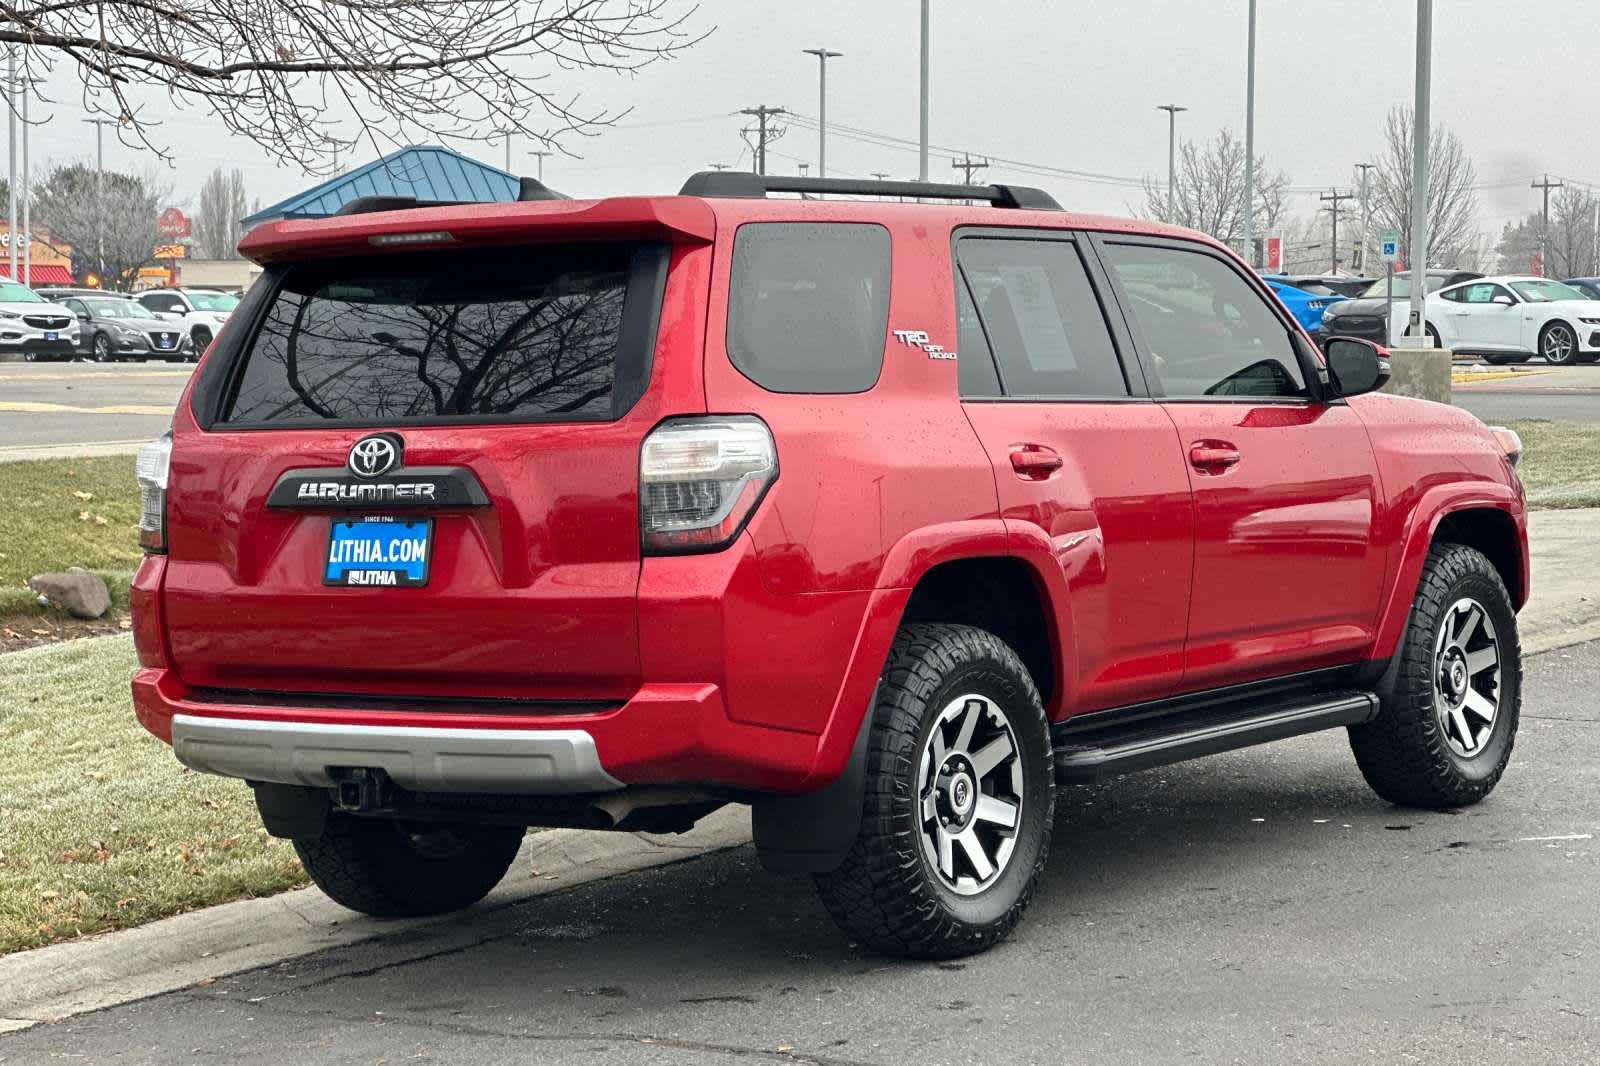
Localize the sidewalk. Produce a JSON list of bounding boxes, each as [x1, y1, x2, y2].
[[1521, 509, 1600, 654]]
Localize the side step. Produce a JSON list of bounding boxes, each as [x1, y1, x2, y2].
[[1053, 687, 1379, 785]]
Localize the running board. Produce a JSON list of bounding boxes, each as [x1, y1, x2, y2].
[[1053, 687, 1378, 785]]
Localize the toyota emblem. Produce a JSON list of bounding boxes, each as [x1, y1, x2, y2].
[[347, 434, 401, 478]]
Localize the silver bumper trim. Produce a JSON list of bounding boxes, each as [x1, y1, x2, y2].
[[170, 714, 623, 794]]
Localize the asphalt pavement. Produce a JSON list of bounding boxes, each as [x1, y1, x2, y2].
[[0, 363, 193, 458], [1453, 362, 1600, 424], [4, 638, 1596, 1065]]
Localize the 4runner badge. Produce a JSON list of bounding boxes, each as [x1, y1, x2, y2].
[[892, 328, 957, 361]]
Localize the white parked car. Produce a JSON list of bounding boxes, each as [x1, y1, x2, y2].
[[135, 287, 240, 354], [0, 277, 81, 361], [1428, 276, 1600, 366]]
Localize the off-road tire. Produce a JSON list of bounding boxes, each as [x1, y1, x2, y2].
[[294, 814, 523, 918], [814, 623, 1054, 958], [1348, 543, 1521, 809]]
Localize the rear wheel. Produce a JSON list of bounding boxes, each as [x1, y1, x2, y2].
[[1540, 321, 1579, 365], [1426, 323, 1441, 348], [814, 624, 1054, 958], [293, 814, 523, 918], [1349, 543, 1520, 809]]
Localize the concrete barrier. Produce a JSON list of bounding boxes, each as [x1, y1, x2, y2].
[[1379, 346, 1452, 404]]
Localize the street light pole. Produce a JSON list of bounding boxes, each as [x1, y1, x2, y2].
[[83, 118, 115, 283], [918, 0, 929, 182], [1354, 162, 1376, 273], [1156, 104, 1187, 221], [1243, 0, 1257, 266], [7, 47, 16, 282], [528, 150, 551, 182], [20, 77, 28, 286], [802, 48, 842, 179], [1405, 0, 1432, 347]]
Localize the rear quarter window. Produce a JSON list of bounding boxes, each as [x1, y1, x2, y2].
[[218, 243, 666, 427], [726, 222, 890, 394]]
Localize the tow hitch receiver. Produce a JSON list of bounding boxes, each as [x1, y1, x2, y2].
[[334, 768, 394, 813]]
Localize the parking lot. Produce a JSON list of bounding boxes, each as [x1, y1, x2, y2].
[[0, 363, 194, 459], [3, 638, 1595, 1064]]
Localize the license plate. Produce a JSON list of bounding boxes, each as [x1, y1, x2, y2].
[[324, 518, 433, 587], [157, 337, 172, 349], [44, 331, 56, 341]]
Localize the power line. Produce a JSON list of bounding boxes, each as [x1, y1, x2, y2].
[[1533, 173, 1564, 275], [951, 153, 989, 185]]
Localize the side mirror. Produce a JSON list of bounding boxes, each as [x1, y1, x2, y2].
[[75, 312, 89, 323], [1324, 337, 1391, 398], [1493, 294, 1516, 307]]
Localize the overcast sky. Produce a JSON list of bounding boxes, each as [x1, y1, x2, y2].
[[15, 0, 1596, 235]]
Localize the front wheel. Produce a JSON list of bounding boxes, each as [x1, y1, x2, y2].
[[293, 814, 523, 918], [1349, 543, 1521, 808], [191, 326, 212, 355], [91, 333, 114, 363], [1540, 321, 1579, 365], [814, 624, 1055, 958]]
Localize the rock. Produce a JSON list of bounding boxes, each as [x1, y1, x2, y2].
[[27, 571, 112, 620]]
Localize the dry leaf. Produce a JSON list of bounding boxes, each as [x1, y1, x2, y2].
[[73, 490, 94, 501], [94, 514, 109, 526], [195, 976, 216, 987]]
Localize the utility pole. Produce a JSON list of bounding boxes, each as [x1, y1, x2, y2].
[[1354, 162, 1376, 273], [918, 0, 930, 181], [1320, 188, 1354, 272], [1156, 104, 1187, 222], [1243, 0, 1258, 266], [951, 153, 989, 185], [802, 48, 842, 179], [739, 106, 786, 176], [871, 171, 891, 181], [528, 149, 551, 182], [83, 117, 117, 283], [7, 47, 15, 282], [503, 131, 512, 171], [1405, 0, 1432, 346], [20, 76, 28, 286], [1532, 173, 1564, 275], [708, 162, 732, 171]]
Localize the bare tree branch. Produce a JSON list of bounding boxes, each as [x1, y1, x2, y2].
[[1139, 128, 1287, 253], [1372, 106, 1480, 268], [0, 1, 709, 173]]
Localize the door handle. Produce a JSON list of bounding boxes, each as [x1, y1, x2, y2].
[[1009, 444, 1064, 480], [1188, 440, 1241, 474]]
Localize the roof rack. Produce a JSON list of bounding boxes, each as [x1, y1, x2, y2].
[[678, 171, 1061, 211]]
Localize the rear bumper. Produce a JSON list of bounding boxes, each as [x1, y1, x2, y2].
[[170, 713, 621, 793]]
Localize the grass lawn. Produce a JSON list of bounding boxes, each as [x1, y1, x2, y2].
[[1505, 420, 1600, 509], [0, 637, 306, 956], [0, 455, 143, 615]]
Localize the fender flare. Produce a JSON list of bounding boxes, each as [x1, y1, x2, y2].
[[752, 519, 1075, 873], [1371, 482, 1526, 663]]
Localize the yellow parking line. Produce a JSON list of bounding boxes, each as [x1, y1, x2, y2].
[[0, 401, 174, 415]]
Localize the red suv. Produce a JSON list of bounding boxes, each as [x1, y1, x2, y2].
[[130, 173, 1529, 958]]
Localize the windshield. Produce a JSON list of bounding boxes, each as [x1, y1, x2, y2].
[[84, 297, 158, 319], [0, 281, 44, 303], [1510, 279, 1588, 303], [187, 291, 239, 312], [1356, 274, 1455, 300]]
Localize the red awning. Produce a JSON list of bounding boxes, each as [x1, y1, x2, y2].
[[2, 264, 74, 287]]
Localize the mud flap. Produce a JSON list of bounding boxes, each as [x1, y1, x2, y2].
[[751, 689, 875, 875], [251, 781, 331, 840]]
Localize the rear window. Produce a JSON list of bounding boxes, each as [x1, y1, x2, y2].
[[726, 222, 890, 393], [220, 243, 666, 426]]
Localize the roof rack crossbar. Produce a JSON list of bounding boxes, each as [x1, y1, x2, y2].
[[678, 171, 1060, 211]]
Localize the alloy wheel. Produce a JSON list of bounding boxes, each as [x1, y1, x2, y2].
[[1543, 324, 1576, 364], [917, 693, 1024, 896], [1432, 597, 1501, 758], [93, 335, 112, 363]]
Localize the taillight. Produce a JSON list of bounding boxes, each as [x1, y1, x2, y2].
[[135, 432, 172, 553], [640, 417, 777, 555]]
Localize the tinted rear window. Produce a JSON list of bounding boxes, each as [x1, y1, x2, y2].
[[726, 223, 890, 393], [221, 244, 665, 426]]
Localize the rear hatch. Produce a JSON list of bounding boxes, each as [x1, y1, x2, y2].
[[160, 201, 712, 703]]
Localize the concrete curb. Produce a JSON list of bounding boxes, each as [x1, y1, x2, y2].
[[0, 439, 147, 463], [0, 806, 753, 1030]]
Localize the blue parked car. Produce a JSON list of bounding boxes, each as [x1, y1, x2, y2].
[[1262, 276, 1347, 340], [1562, 277, 1600, 300]]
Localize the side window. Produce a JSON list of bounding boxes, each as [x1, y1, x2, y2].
[[1101, 241, 1306, 400], [954, 274, 1001, 397], [1461, 284, 1508, 305], [1438, 286, 1465, 303], [726, 223, 890, 394], [954, 237, 1129, 398], [63, 298, 85, 315], [138, 295, 166, 313]]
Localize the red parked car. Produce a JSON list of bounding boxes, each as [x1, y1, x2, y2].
[[129, 173, 1529, 958]]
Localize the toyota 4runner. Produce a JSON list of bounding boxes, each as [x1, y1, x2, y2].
[[129, 172, 1529, 958]]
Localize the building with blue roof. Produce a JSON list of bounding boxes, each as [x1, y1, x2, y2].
[[241, 145, 520, 227]]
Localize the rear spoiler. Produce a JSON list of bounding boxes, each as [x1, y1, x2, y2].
[[238, 196, 717, 265]]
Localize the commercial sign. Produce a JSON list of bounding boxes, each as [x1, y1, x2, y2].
[[156, 207, 192, 241]]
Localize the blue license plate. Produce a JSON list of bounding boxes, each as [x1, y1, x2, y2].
[[44, 331, 57, 341], [157, 337, 172, 349], [324, 518, 433, 588]]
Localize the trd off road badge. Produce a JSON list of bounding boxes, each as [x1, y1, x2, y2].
[[892, 328, 957, 361]]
